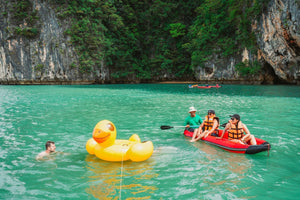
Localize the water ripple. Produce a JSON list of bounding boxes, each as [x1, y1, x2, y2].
[[0, 85, 299, 199]]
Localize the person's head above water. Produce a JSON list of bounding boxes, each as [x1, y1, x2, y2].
[[36, 141, 56, 160], [45, 141, 56, 153]]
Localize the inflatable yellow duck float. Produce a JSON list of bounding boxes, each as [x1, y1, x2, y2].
[[86, 120, 153, 162]]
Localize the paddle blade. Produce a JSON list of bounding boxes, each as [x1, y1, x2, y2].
[[160, 125, 173, 130], [221, 123, 228, 127]]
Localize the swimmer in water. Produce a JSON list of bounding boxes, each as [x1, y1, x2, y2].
[[36, 141, 56, 160]]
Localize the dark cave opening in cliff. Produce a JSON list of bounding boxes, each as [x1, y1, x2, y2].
[[261, 62, 288, 85]]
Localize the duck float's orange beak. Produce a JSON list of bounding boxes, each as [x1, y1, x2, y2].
[[92, 121, 116, 143], [93, 129, 110, 143]]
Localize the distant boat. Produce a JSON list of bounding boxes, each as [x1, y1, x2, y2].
[[188, 84, 221, 89]]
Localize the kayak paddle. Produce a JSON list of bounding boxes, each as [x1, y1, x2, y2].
[[220, 123, 228, 127], [160, 125, 198, 130], [161, 123, 227, 130]]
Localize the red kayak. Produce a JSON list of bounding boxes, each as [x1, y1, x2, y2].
[[198, 85, 221, 89], [184, 129, 271, 154], [188, 84, 221, 89]]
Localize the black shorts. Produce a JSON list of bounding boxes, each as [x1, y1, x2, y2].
[[186, 127, 195, 132], [211, 132, 218, 137]]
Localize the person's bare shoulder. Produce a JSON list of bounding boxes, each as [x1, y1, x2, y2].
[[241, 122, 247, 128], [36, 151, 48, 160], [225, 122, 231, 129]]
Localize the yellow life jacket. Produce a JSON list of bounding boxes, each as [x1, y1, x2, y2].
[[228, 121, 244, 139], [203, 115, 219, 132]]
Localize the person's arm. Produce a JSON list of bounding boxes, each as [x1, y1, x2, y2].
[[217, 123, 230, 139], [204, 119, 218, 138], [240, 123, 251, 142], [198, 116, 203, 125], [198, 122, 204, 134], [184, 116, 189, 127]]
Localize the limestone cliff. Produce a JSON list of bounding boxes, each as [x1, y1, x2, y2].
[[195, 0, 300, 84], [0, 0, 106, 84], [0, 0, 299, 84], [256, 0, 300, 84]]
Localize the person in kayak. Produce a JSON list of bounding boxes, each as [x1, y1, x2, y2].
[[190, 109, 219, 142], [219, 114, 257, 145], [184, 106, 203, 133]]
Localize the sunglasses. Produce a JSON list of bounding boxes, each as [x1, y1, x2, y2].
[[231, 118, 235, 120]]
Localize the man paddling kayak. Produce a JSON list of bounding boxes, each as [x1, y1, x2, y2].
[[184, 106, 203, 133]]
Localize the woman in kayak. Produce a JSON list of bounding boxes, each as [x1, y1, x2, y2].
[[219, 114, 257, 145], [190, 109, 219, 142]]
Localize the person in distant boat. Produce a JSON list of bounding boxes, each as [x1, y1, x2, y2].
[[190, 109, 220, 142], [36, 141, 56, 160], [218, 114, 257, 145], [184, 106, 203, 133], [189, 84, 198, 88]]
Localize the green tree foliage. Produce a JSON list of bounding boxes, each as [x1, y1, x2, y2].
[[105, 0, 201, 80], [6, 0, 40, 38], [186, 0, 268, 67], [235, 60, 261, 76], [55, 0, 123, 73], [49, 0, 267, 79], [169, 23, 186, 38]]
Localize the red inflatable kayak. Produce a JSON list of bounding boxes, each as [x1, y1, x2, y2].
[[188, 84, 221, 89], [184, 129, 271, 154]]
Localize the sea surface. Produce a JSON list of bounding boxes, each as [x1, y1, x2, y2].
[[0, 84, 299, 200]]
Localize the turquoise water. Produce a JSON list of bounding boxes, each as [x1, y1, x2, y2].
[[0, 84, 299, 200]]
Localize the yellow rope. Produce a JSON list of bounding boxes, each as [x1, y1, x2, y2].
[[119, 146, 125, 200]]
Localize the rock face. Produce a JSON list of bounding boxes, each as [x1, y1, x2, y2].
[[0, 0, 105, 84], [256, 0, 300, 84], [194, 51, 263, 85], [0, 0, 299, 84], [195, 0, 300, 84]]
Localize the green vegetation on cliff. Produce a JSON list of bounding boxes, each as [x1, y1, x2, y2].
[[187, 0, 267, 65], [6, 0, 40, 38], [50, 0, 268, 80]]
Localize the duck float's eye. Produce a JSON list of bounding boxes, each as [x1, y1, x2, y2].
[[107, 123, 114, 131]]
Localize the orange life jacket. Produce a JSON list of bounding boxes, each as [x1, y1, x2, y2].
[[203, 115, 219, 132], [228, 121, 244, 139]]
